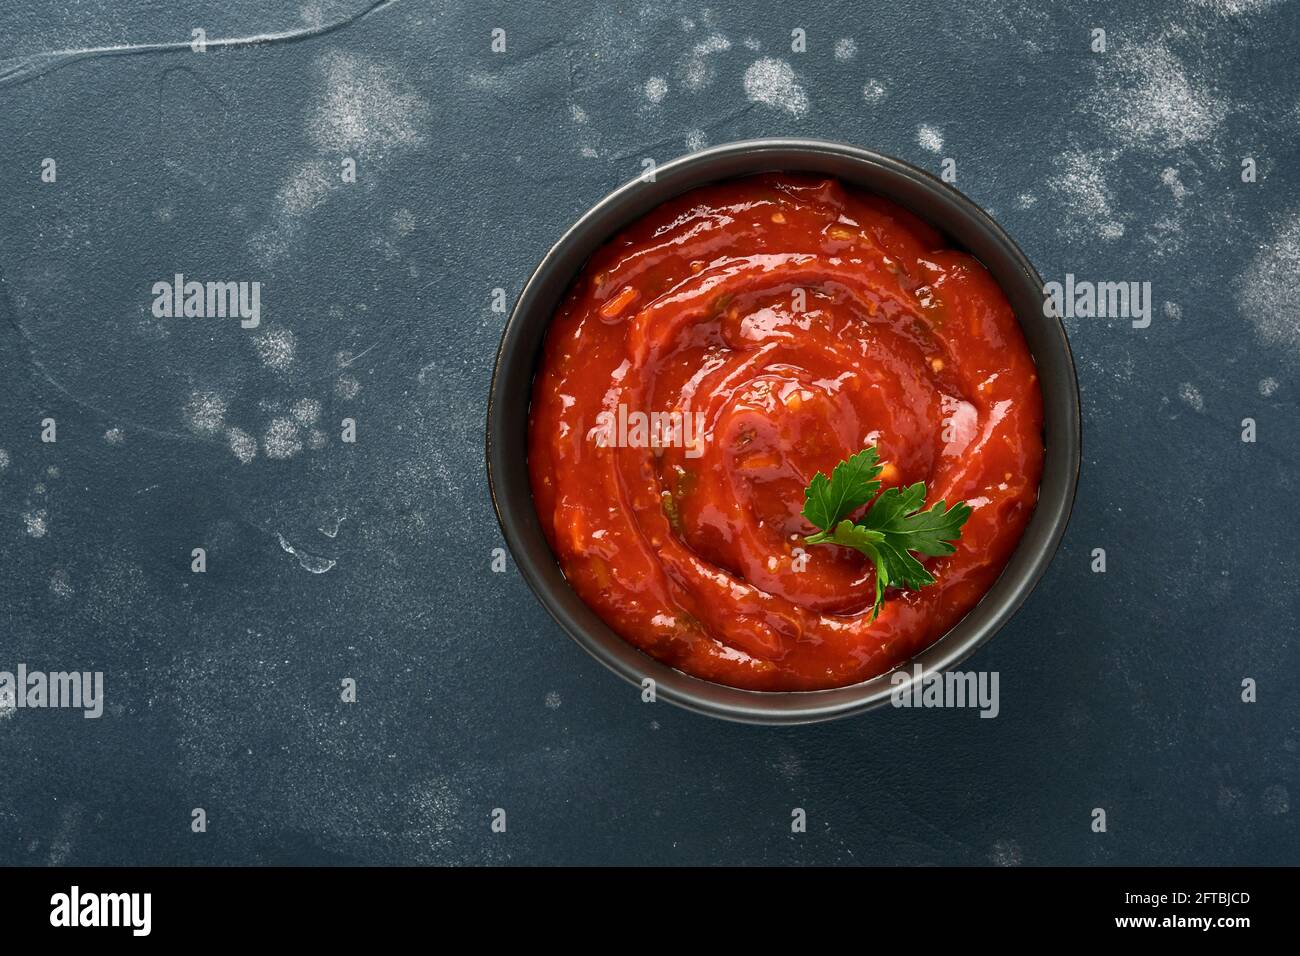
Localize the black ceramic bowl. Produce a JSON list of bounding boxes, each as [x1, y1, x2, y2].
[[487, 138, 1080, 724]]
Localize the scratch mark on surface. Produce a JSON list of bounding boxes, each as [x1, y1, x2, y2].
[[604, 107, 753, 166], [318, 510, 349, 538], [276, 532, 337, 574], [0, 273, 203, 442], [0, 0, 398, 89], [338, 341, 380, 369]]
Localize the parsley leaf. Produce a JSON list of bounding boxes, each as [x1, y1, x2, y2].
[[800, 447, 882, 532], [800, 447, 971, 620], [861, 483, 972, 557]]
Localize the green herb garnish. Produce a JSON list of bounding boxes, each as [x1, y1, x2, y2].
[[801, 447, 972, 620]]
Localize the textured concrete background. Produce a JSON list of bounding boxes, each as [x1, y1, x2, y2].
[[0, 0, 1296, 865]]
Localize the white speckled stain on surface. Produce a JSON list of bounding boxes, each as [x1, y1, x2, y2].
[[1050, 149, 1126, 240], [643, 75, 667, 104], [251, 49, 430, 264], [742, 58, 807, 116], [255, 326, 297, 373], [263, 417, 304, 460], [183, 390, 227, 435], [1240, 215, 1300, 357], [917, 124, 944, 153]]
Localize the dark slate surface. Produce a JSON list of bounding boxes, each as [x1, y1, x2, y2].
[[0, 0, 1296, 865]]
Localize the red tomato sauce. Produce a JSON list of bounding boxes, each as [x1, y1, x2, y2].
[[528, 173, 1044, 691]]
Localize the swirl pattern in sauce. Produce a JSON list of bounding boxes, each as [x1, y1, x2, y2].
[[529, 173, 1043, 690]]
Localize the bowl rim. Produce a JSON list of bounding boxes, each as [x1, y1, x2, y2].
[[487, 137, 1081, 724]]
